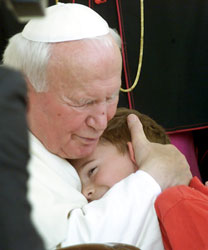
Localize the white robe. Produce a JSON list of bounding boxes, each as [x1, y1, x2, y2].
[[27, 133, 164, 250]]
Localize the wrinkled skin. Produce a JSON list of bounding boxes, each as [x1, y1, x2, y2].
[[27, 36, 122, 159]]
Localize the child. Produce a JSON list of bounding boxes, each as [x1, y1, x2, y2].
[[71, 107, 208, 250], [70, 107, 170, 202], [67, 107, 166, 250]]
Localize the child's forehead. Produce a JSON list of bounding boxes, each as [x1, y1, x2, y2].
[[70, 141, 115, 170], [70, 149, 99, 171]]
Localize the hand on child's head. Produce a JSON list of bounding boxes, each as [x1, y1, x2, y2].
[[127, 114, 149, 166], [127, 114, 192, 190]]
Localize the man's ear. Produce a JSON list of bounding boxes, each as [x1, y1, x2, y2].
[[127, 142, 137, 164]]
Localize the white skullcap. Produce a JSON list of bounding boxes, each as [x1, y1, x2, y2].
[[22, 3, 109, 42]]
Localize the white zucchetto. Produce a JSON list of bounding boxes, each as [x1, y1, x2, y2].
[[22, 3, 109, 43]]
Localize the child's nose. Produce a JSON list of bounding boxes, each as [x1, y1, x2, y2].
[[82, 186, 95, 202]]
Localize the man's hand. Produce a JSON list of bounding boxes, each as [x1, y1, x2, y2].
[[127, 114, 192, 190]]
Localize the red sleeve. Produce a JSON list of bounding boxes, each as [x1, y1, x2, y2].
[[155, 177, 208, 250]]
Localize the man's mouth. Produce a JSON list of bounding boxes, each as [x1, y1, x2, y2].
[[76, 135, 100, 145]]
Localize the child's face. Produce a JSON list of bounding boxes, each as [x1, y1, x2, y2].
[[71, 142, 138, 202]]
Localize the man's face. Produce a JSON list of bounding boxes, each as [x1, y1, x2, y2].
[[71, 142, 137, 202], [27, 38, 122, 159]]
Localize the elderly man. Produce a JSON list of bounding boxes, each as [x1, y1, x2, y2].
[[3, 3, 191, 250]]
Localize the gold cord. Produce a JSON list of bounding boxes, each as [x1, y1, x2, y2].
[[120, 0, 144, 92]]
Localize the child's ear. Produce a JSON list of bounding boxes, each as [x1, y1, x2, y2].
[[127, 142, 136, 164]]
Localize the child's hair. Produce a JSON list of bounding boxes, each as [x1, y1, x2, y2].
[[101, 107, 170, 154]]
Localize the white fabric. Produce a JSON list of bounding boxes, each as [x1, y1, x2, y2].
[[27, 133, 87, 249], [27, 133, 164, 250], [62, 171, 164, 250], [22, 3, 109, 43]]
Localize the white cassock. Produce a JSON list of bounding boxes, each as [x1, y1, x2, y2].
[[27, 133, 164, 250]]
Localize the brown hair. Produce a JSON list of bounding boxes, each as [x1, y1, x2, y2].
[[101, 107, 170, 154]]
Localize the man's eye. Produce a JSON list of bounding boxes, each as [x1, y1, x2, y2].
[[71, 100, 94, 108], [88, 167, 96, 177], [71, 103, 86, 108]]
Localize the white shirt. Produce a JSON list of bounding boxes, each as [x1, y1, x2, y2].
[[27, 133, 164, 250]]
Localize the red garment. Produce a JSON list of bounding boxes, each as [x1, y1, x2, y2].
[[155, 177, 208, 250]]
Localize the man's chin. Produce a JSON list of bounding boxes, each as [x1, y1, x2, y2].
[[77, 144, 97, 158], [65, 142, 98, 160]]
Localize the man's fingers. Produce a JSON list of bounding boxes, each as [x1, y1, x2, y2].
[[127, 114, 192, 189], [127, 114, 150, 166], [127, 114, 148, 144]]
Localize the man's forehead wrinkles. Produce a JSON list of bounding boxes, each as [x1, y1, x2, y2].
[[62, 87, 119, 101]]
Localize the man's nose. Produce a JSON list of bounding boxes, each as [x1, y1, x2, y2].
[[86, 102, 108, 131]]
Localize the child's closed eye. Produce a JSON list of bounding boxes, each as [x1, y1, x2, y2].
[[88, 167, 97, 177]]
